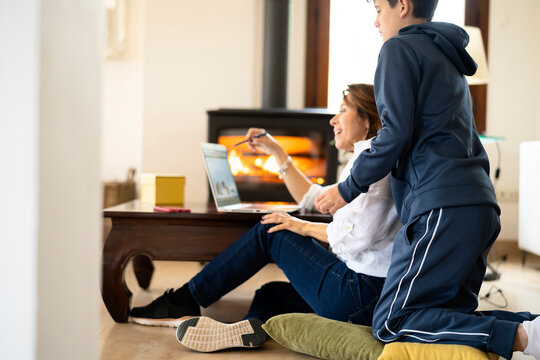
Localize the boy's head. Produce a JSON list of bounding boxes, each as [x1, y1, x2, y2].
[[371, 0, 439, 42]]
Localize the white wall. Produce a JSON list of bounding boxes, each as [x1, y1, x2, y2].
[[141, 0, 262, 202], [139, 0, 307, 202], [287, 0, 307, 109], [486, 0, 540, 240], [0, 1, 39, 358], [1, 1, 102, 359], [102, 0, 144, 182], [37, 1, 102, 359], [100, 0, 307, 202]]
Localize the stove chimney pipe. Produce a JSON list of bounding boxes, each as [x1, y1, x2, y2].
[[262, 0, 289, 108]]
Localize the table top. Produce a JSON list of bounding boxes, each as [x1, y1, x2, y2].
[[104, 200, 332, 222]]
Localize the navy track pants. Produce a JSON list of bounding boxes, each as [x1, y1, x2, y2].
[[372, 205, 537, 360]]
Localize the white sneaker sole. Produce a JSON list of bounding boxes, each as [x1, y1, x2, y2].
[[176, 316, 268, 352], [130, 316, 184, 328]]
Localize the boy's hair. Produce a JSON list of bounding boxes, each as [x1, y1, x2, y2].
[[373, 0, 439, 21]]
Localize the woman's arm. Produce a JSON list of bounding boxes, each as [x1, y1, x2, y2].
[[260, 212, 328, 243], [245, 128, 312, 203]]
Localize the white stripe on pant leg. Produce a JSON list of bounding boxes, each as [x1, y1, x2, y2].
[[404, 334, 438, 343], [401, 329, 490, 338], [401, 208, 443, 309], [377, 327, 400, 342], [377, 326, 491, 344], [402, 330, 489, 344], [376, 210, 434, 342], [383, 207, 491, 344], [386, 210, 434, 320], [402, 334, 487, 344], [385, 321, 397, 336]]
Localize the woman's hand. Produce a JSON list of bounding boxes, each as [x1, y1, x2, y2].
[[245, 128, 285, 158], [315, 185, 347, 214], [260, 212, 310, 236]]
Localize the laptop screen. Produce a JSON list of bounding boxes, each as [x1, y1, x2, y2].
[[201, 143, 242, 207]]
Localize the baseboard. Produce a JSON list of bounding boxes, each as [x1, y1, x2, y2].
[[490, 240, 540, 265]]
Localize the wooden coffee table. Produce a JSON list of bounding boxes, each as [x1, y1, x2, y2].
[[101, 200, 331, 322]]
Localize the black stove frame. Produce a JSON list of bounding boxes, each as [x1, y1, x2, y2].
[[207, 108, 338, 202]]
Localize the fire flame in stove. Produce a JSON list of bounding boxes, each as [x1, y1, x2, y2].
[[262, 156, 280, 174], [219, 135, 326, 184], [229, 149, 280, 176], [229, 150, 248, 175]]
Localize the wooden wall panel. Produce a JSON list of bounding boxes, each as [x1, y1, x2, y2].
[[465, 0, 490, 134], [305, 0, 330, 108]]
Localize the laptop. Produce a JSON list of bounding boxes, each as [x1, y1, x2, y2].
[[201, 142, 300, 213]]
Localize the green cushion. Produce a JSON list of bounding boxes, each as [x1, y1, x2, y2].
[[263, 313, 499, 360], [262, 313, 384, 360]]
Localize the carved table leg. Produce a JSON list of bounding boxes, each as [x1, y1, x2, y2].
[[132, 254, 154, 289], [101, 227, 133, 323]]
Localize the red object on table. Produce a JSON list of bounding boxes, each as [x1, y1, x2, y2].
[[153, 206, 191, 213]]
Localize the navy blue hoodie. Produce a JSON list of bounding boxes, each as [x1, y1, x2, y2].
[[337, 22, 499, 223]]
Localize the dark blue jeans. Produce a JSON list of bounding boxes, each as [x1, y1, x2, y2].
[[188, 222, 385, 325]]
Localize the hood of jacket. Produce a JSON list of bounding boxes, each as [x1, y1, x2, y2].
[[399, 22, 477, 76]]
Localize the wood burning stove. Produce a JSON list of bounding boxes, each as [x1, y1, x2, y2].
[[208, 108, 338, 202]]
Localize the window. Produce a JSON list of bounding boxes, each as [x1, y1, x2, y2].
[[327, 0, 466, 111]]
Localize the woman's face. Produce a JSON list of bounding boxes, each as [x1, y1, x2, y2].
[[330, 99, 369, 152]]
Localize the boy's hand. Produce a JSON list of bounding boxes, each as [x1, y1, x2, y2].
[[315, 186, 346, 214]]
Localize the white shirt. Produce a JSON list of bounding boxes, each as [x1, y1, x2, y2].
[[299, 139, 401, 277]]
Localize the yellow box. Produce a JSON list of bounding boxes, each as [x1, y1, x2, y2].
[[140, 173, 185, 205]]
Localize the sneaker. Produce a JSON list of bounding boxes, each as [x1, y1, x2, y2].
[[129, 289, 201, 327], [176, 316, 269, 352]]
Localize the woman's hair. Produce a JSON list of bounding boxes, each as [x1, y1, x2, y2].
[[343, 84, 381, 139]]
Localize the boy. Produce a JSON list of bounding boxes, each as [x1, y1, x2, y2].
[[315, 0, 538, 358]]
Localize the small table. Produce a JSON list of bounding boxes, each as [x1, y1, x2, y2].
[[101, 200, 331, 322]]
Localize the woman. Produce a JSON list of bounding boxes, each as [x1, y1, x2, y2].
[[129, 84, 401, 352]]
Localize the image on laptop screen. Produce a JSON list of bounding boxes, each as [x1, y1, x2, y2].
[[201, 143, 241, 207]]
